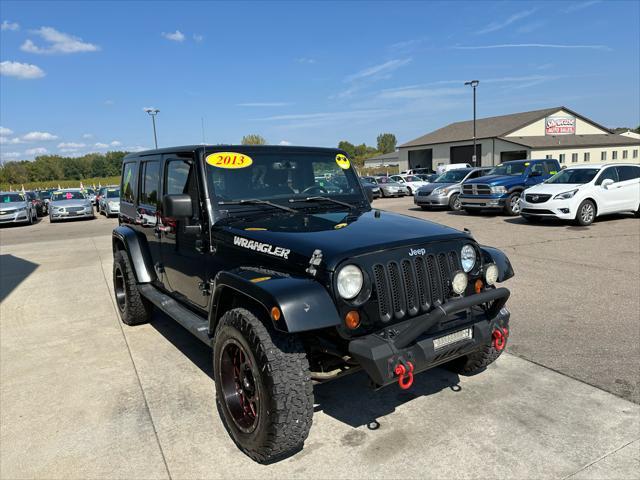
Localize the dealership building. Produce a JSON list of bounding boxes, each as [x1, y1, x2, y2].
[[395, 106, 640, 171]]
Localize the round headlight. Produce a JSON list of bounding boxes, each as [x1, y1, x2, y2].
[[461, 244, 476, 273], [485, 264, 499, 285], [452, 272, 468, 295], [337, 265, 364, 300]]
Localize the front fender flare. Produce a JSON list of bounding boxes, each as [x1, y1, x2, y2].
[[480, 245, 514, 282], [112, 226, 156, 283], [210, 269, 342, 334]]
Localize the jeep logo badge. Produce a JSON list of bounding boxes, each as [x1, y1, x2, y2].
[[409, 248, 426, 256]]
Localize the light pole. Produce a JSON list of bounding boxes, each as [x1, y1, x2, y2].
[[464, 80, 479, 166], [143, 107, 160, 149]]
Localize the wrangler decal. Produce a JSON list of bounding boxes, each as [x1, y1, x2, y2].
[[233, 236, 290, 259]]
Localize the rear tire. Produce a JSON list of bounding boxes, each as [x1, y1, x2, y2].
[[575, 200, 596, 226], [504, 192, 521, 216], [214, 308, 313, 463], [113, 250, 152, 326], [446, 340, 504, 375]]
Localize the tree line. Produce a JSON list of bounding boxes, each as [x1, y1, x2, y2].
[[0, 151, 128, 185]]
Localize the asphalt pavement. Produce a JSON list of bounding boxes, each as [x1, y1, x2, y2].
[[1, 201, 639, 479]]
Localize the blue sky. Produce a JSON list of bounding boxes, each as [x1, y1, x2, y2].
[[1, 0, 639, 161]]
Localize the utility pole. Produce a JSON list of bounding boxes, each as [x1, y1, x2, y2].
[[464, 80, 479, 166], [143, 108, 160, 149]]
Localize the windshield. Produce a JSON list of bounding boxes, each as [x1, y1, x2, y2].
[[489, 162, 527, 176], [545, 168, 600, 184], [376, 177, 396, 184], [434, 170, 470, 183], [106, 189, 120, 198], [1, 193, 25, 203], [39, 191, 51, 200], [52, 191, 86, 201], [403, 175, 421, 182], [361, 176, 377, 184], [85, 188, 95, 194], [206, 150, 364, 211]]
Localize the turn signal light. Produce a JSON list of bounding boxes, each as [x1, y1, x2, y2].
[[270, 306, 281, 322], [475, 279, 484, 294], [345, 310, 360, 329]]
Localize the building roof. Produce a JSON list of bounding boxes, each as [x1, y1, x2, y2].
[[365, 151, 399, 162], [505, 134, 640, 149], [399, 106, 612, 148]]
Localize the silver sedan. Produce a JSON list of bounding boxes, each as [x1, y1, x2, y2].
[[98, 187, 120, 217], [0, 192, 37, 225], [49, 190, 95, 222]]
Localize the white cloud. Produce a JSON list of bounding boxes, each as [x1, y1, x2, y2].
[[82, 133, 93, 139], [0, 127, 14, 137], [563, 1, 600, 13], [57, 142, 85, 149], [26, 147, 48, 155], [345, 58, 412, 82], [237, 102, 291, 107], [59, 148, 80, 153], [94, 142, 109, 149], [22, 131, 58, 141], [254, 109, 387, 129], [0, 151, 21, 159], [0, 137, 24, 144], [162, 30, 185, 42], [1, 20, 20, 31], [21, 27, 99, 54], [295, 57, 316, 64], [278, 140, 292, 146], [110, 140, 122, 146], [0, 61, 45, 79], [193, 33, 204, 42], [476, 9, 536, 34], [453, 43, 610, 51], [127, 146, 148, 152]]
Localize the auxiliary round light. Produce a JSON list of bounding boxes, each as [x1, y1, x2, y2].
[[451, 272, 468, 295], [461, 244, 476, 272], [485, 264, 499, 286], [336, 265, 364, 300]]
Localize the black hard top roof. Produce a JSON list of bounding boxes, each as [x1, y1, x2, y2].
[[125, 144, 345, 159]]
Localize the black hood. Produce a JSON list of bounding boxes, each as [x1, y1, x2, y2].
[[215, 209, 471, 271]]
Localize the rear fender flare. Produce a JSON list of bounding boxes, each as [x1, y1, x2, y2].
[[209, 270, 342, 334], [112, 226, 156, 283], [480, 246, 514, 282]]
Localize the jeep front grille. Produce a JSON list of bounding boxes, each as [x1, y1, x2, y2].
[[372, 252, 460, 322]]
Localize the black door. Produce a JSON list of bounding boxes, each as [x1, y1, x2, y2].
[[159, 156, 208, 310]]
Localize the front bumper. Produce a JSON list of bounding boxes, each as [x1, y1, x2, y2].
[[50, 209, 94, 220], [414, 193, 450, 206], [520, 198, 574, 219], [349, 287, 510, 386], [381, 187, 408, 197], [460, 195, 507, 210], [0, 211, 29, 224]]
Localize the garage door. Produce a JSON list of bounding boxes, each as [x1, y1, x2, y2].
[[450, 145, 481, 165]]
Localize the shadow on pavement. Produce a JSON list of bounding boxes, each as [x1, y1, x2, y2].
[[503, 212, 635, 228], [0, 254, 39, 302]]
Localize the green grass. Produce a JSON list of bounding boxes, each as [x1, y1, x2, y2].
[[0, 176, 120, 192]]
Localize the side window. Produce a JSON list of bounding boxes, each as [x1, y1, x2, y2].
[[617, 166, 640, 182], [530, 162, 545, 174], [140, 161, 160, 206], [543, 161, 558, 174], [121, 162, 137, 204], [165, 160, 191, 195], [596, 167, 619, 185]]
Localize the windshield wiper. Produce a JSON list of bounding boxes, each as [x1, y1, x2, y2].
[[218, 199, 296, 213], [290, 196, 355, 210]]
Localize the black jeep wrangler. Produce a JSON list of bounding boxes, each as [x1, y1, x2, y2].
[[112, 145, 513, 462]]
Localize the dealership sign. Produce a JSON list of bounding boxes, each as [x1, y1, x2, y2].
[[545, 116, 576, 135]]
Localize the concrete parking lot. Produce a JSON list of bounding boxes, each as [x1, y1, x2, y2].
[[1, 202, 639, 479]]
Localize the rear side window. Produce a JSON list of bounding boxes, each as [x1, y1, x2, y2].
[[616, 166, 640, 182], [140, 161, 160, 206], [596, 167, 619, 185], [121, 162, 137, 203]]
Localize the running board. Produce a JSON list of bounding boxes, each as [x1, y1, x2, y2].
[[138, 284, 212, 346]]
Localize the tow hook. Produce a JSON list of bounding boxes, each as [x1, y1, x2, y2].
[[492, 327, 509, 351], [394, 361, 414, 390]]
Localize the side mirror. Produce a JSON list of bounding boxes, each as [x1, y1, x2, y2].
[[365, 187, 374, 203], [529, 170, 542, 177], [601, 178, 614, 189], [163, 194, 192, 218]]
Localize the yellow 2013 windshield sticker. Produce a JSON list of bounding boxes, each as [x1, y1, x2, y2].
[[206, 152, 253, 169], [336, 153, 350, 169]]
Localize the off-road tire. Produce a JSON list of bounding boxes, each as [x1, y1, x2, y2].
[[214, 308, 313, 463], [504, 191, 521, 216], [113, 250, 152, 326], [449, 193, 461, 211], [446, 340, 504, 375], [575, 200, 596, 226]]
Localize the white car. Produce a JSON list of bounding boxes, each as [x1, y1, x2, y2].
[[390, 174, 428, 195], [520, 163, 640, 226]]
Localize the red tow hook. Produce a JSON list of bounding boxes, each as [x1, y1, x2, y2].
[[394, 361, 414, 390], [492, 327, 509, 351]]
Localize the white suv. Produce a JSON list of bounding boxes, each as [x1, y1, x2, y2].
[[520, 163, 640, 226]]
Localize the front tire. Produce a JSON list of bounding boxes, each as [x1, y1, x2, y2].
[[113, 250, 152, 326], [446, 339, 504, 375], [214, 308, 313, 463], [449, 193, 461, 211], [504, 192, 521, 216], [575, 200, 596, 226]]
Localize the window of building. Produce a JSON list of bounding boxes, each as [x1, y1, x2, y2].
[[571, 153, 578, 163], [601, 151, 607, 161], [545, 154, 552, 159], [622, 150, 628, 159], [584, 152, 590, 162], [634, 149, 638, 159], [139, 161, 160, 206], [612, 151, 618, 160], [559, 154, 565, 163], [121, 162, 137, 204]]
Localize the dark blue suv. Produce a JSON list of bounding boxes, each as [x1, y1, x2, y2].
[[459, 159, 561, 216]]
